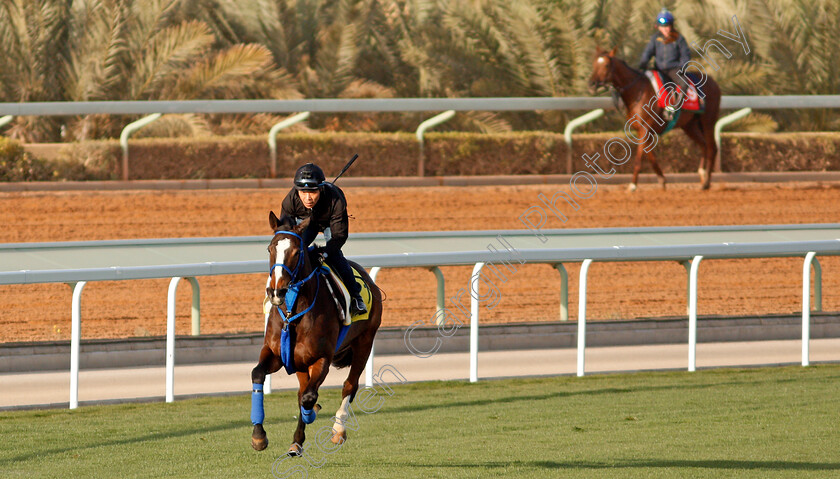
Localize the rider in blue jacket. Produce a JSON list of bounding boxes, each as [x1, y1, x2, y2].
[[638, 9, 692, 112]]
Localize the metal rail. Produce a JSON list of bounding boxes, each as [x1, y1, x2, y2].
[[2, 224, 839, 407], [2, 95, 839, 117]]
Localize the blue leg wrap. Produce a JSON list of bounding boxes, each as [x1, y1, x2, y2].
[[251, 383, 265, 425], [300, 406, 317, 424]]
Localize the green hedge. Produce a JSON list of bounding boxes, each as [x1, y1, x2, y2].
[[24, 131, 840, 181]]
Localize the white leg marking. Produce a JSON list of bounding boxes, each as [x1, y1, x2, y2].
[[333, 395, 351, 435]]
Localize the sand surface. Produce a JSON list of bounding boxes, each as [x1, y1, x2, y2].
[[2, 181, 838, 343]]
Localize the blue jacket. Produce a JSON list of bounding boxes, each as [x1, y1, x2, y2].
[[638, 32, 691, 71]]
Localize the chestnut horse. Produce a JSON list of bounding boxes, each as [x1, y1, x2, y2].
[[589, 47, 721, 190], [250, 211, 382, 455]]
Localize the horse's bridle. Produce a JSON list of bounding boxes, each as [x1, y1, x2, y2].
[[594, 55, 645, 95], [269, 230, 324, 326]]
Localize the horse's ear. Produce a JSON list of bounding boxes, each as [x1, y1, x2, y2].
[[294, 216, 311, 234], [269, 211, 295, 232]]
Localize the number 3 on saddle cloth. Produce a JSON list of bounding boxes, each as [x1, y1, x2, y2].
[[644, 70, 705, 132], [262, 264, 373, 375]]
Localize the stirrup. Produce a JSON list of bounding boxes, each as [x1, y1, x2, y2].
[[350, 297, 367, 316]]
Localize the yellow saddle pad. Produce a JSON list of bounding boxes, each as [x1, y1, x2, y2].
[[323, 264, 373, 323]]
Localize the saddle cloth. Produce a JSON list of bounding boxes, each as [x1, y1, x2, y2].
[[644, 70, 703, 111], [321, 263, 373, 324]]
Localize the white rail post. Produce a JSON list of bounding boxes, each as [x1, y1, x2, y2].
[[564, 109, 605, 174], [577, 259, 593, 377], [430, 266, 446, 324], [166, 277, 182, 403], [119, 113, 162, 181], [69, 281, 87, 409], [184, 277, 200, 335], [365, 267, 381, 387], [811, 257, 822, 312], [469, 262, 485, 382], [416, 110, 456, 177], [554, 263, 569, 321], [802, 252, 817, 366], [714, 107, 751, 171], [263, 306, 272, 394], [268, 112, 310, 177], [688, 255, 703, 372]]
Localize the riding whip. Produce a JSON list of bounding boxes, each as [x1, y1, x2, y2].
[[332, 153, 359, 183]]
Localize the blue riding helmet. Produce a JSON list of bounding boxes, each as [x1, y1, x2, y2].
[[656, 9, 674, 26]]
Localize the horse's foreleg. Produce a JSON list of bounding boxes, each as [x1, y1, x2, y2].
[[629, 144, 645, 191], [300, 358, 330, 419], [646, 150, 666, 190], [291, 370, 310, 454], [702, 123, 717, 190], [250, 346, 281, 451], [290, 358, 330, 454]]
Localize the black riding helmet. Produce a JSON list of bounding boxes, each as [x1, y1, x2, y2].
[[293, 163, 325, 191]]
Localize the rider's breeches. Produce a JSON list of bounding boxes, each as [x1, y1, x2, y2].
[[664, 68, 690, 95]]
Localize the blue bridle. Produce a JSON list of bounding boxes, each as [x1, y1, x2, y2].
[[269, 230, 327, 325]]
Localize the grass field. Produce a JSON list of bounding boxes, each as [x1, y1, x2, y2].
[[1, 365, 838, 478]]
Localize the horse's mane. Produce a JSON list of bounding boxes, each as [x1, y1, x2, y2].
[[613, 56, 644, 77]]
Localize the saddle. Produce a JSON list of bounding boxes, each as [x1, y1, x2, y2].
[[644, 70, 704, 112], [320, 262, 373, 326]]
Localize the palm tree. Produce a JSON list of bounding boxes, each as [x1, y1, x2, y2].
[[0, 0, 70, 141], [0, 0, 296, 141]]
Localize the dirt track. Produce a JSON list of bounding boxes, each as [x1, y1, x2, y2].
[[2, 181, 840, 343]]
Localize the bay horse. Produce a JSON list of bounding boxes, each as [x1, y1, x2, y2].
[[250, 211, 382, 455], [589, 47, 721, 190]]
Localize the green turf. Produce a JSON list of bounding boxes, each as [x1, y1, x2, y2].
[[1, 365, 839, 478]]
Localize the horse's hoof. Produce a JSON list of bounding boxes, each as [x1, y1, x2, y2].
[[331, 431, 347, 445], [288, 444, 302, 456], [251, 436, 269, 451]]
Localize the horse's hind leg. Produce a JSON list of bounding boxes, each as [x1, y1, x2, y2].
[[682, 118, 711, 188], [250, 346, 281, 451], [700, 118, 718, 190], [332, 334, 375, 444]]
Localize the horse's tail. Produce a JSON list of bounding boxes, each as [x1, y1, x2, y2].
[[332, 347, 353, 369]]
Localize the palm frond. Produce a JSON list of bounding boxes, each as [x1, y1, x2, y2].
[[171, 43, 276, 99]]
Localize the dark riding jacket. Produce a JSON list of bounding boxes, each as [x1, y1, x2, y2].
[[280, 182, 349, 257], [638, 31, 691, 71]]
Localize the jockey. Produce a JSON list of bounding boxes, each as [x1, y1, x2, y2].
[[638, 8, 692, 113], [281, 163, 367, 317]]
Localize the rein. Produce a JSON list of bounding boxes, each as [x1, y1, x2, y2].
[[610, 57, 645, 94], [270, 230, 328, 327]]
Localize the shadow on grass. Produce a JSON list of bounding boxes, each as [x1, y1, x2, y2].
[[0, 418, 249, 466], [386, 459, 840, 471], [380, 371, 840, 416], [536, 459, 840, 471]]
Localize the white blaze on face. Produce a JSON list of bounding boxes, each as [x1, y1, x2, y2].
[[272, 238, 292, 289]]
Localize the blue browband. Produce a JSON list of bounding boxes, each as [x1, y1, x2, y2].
[[270, 230, 327, 325]]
